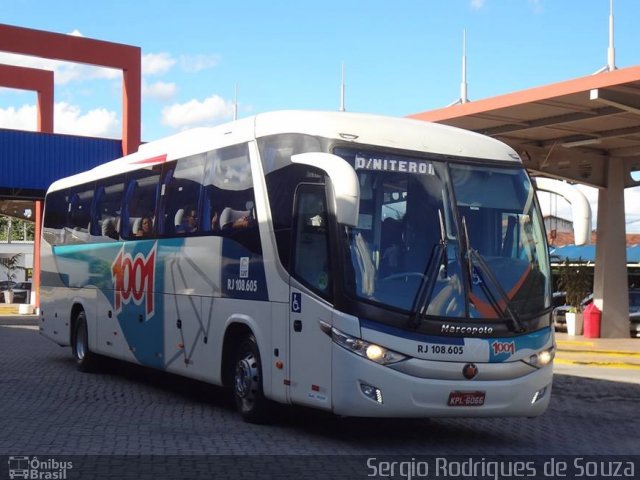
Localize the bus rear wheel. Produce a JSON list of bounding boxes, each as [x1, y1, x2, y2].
[[233, 335, 270, 423], [72, 311, 99, 372]]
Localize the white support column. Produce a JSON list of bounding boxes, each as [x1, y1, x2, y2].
[[593, 158, 629, 337]]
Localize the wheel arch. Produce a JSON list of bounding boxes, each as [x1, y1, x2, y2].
[[221, 320, 255, 388], [69, 302, 85, 346]]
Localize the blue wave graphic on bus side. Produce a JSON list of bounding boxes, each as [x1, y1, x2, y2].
[[52, 237, 268, 369], [110, 239, 176, 368], [53, 239, 180, 368]]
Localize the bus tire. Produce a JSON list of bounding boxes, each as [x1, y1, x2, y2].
[[233, 334, 270, 423], [72, 311, 99, 372]]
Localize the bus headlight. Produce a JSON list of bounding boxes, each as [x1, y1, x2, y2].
[[321, 323, 407, 365], [526, 345, 555, 367]]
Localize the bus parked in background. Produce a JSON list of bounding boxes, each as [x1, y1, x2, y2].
[[40, 111, 573, 422]]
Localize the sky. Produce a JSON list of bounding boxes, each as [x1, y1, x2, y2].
[[0, 0, 639, 231]]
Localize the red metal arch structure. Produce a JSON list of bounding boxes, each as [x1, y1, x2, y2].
[[0, 63, 54, 309], [0, 23, 140, 154], [0, 23, 141, 310], [0, 64, 53, 132]]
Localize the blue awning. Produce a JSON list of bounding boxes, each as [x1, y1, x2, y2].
[[550, 244, 640, 264]]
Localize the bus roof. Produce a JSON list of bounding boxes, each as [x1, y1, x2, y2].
[[47, 110, 520, 192], [253, 110, 520, 162]]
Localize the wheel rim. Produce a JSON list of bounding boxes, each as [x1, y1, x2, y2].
[[76, 323, 87, 360], [234, 353, 259, 409]]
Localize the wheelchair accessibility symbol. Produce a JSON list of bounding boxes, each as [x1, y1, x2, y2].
[[291, 292, 302, 313]]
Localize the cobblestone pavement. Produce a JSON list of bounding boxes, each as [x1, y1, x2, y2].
[[0, 325, 638, 479], [0, 325, 637, 456]]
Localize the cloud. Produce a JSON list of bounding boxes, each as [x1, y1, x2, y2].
[[470, 0, 485, 9], [179, 54, 220, 73], [0, 102, 119, 138], [142, 52, 176, 76], [54, 102, 120, 138], [161, 94, 234, 130], [0, 104, 38, 131], [142, 80, 177, 101], [0, 51, 119, 85]]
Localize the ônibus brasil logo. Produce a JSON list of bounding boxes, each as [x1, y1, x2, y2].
[[111, 244, 156, 319]]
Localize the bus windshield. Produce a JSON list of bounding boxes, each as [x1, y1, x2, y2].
[[335, 148, 550, 323]]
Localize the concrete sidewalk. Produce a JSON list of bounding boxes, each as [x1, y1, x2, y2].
[[555, 332, 640, 366], [554, 332, 640, 383], [0, 314, 39, 326]]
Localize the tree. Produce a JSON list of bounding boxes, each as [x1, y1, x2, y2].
[[0, 216, 35, 242], [557, 258, 592, 313]]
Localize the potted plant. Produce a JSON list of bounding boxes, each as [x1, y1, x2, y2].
[[557, 258, 592, 335], [0, 253, 23, 304]]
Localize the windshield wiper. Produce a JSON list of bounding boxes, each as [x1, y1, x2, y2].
[[461, 217, 526, 333], [408, 210, 448, 328]]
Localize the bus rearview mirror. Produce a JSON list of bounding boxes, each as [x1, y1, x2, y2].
[[291, 152, 360, 227]]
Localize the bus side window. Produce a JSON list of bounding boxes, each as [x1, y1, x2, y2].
[[67, 186, 94, 243], [203, 143, 262, 253], [94, 176, 125, 242], [43, 189, 68, 245], [123, 167, 161, 239], [291, 184, 331, 297], [161, 154, 205, 236]]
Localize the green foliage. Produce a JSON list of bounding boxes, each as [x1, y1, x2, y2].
[[0, 216, 35, 241], [0, 253, 23, 286], [557, 258, 592, 313]]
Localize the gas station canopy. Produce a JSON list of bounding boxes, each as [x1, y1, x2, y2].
[[409, 65, 640, 189]]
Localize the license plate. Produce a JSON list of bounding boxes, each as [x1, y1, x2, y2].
[[448, 391, 485, 407]]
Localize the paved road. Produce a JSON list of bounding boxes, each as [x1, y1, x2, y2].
[[1, 325, 638, 478]]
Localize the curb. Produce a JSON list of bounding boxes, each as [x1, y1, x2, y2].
[[0, 315, 39, 326], [556, 339, 640, 369]]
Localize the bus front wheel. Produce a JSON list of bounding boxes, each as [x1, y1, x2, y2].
[[233, 335, 270, 423], [72, 311, 99, 372]]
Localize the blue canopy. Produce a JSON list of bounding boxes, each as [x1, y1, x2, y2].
[[550, 244, 640, 264]]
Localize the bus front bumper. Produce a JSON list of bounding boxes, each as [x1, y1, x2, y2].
[[330, 345, 553, 418]]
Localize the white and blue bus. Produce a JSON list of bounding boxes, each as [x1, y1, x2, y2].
[[40, 111, 570, 422]]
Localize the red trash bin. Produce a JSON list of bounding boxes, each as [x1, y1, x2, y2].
[[583, 302, 601, 338]]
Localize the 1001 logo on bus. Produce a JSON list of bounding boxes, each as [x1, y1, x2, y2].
[[111, 244, 156, 319]]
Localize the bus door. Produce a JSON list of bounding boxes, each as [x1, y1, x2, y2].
[[288, 184, 333, 410]]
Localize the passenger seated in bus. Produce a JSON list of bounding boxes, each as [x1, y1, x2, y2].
[[219, 207, 255, 230], [175, 206, 199, 234], [101, 218, 118, 240], [135, 216, 153, 237], [210, 210, 219, 232]]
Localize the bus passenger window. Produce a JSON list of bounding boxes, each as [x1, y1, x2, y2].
[[219, 206, 255, 231], [175, 206, 199, 234], [94, 176, 125, 242], [43, 190, 67, 245], [123, 167, 160, 239], [162, 154, 205, 236]]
